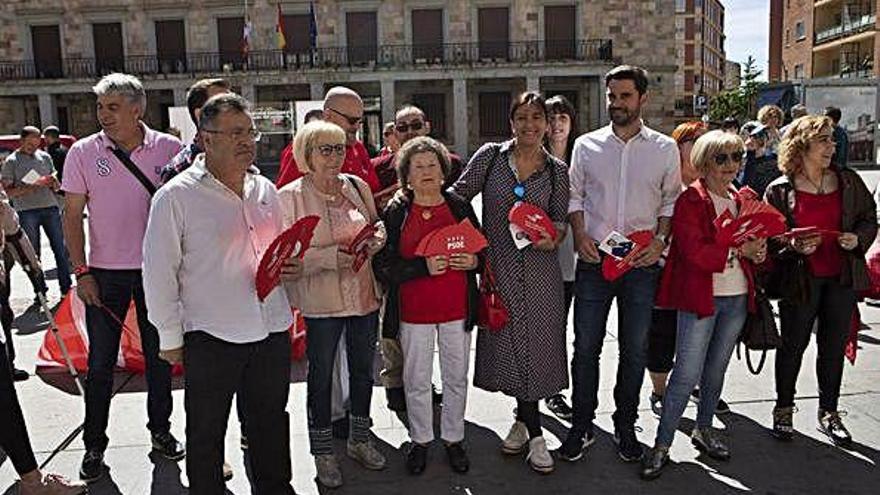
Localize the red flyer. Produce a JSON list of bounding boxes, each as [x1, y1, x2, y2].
[[342, 222, 380, 272], [508, 202, 557, 243], [415, 219, 489, 257], [714, 199, 787, 247], [255, 215, 320, 301], [601, 230, 655, 282]]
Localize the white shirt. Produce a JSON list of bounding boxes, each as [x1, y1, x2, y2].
[[143, 156, 293, 350], [568, 124, 682, 244]]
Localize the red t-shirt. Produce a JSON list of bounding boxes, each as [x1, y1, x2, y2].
[[275, 141, 381, 192], [399, 203, 468, 324], [793, 189, 843, 277]]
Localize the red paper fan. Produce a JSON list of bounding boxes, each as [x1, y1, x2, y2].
[[256, 215, 320, 301], [714, 201, 787, 247], [508, 202, 556, 242], [601, 230, 655, 282], [415, 219, 489, 257]]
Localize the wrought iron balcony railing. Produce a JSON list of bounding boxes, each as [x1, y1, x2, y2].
[[814, 14, 877, 44], [0, 39, 613, 82]]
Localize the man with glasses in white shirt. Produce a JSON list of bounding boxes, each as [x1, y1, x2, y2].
[[143, 93, 298, 493], [559, 65, 682, 464]]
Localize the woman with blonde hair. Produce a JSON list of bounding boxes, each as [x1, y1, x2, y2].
[[278, 120, 387, 488], [764, 115, 876, 446], [757, 104, 784, 154], [641, 130, 766, 479]]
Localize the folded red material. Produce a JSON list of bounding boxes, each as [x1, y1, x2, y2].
[[601, 230, 654, 282], [415, 218, 489, 257], [256, 215, 320, 301], [507, 202, 556, 242]]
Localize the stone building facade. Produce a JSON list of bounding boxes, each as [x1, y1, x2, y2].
[[0, 0, 678, 166], [673, 0, 727, 118]]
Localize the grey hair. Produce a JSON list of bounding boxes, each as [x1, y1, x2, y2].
[[92, 73, 147, 111], [396, 136, 451, 189], [199, 93, 252, 131]]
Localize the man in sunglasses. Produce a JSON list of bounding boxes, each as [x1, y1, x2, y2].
[[275, 86, 380, 191], [371, 105, 465, 209]]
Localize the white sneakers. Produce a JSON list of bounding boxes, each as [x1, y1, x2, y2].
[[501, 421, 555, 474], [501, 421, 530, 454]]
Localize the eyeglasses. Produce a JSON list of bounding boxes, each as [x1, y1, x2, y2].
[[395, 120, 425, 133], [326, 107, 363, 126], [203, 127, 261, 142], [712, 151, 745, 165], [315, 144, 346, 157]]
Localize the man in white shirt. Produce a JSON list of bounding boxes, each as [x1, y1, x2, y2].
[[559, 65, 682, 464], [143, 93, 299, 494]]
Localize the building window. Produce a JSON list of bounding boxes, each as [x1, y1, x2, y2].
[[676, 0, 687, 13], [93, 22, 124, 74], [685, 18, 694, 39], [346, 11, 378, 64], [155, 20, 186, 73], [283, 14, 313, 54], [685, 44, 694, 65], [795, 21, 805, 40], [545, 5, 576, 60], [478, 7, 509, 59], [411, 93, 447, 140], [31, 25, 62, 78], [479, 91, 512, 137], [794, 64, 804, 79], [412, 9, 444, 62]]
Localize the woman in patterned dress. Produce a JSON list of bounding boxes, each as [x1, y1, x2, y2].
[[452, 91, 570, 474]]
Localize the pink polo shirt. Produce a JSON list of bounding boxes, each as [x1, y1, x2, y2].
[[62, 124, 182, 269]]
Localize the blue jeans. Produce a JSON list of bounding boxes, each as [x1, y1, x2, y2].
[[655, 295, 747, 447], [18, 206, 71, 293], [304, 312, 378, 432], [570, 261, 660, 435]]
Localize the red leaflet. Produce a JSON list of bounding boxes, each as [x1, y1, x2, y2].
[[601, 230, 655, 282], [256, 215, 320, 301], [415, 218, 489, 257], [341, 222, 380, 272], [508, 202, 557, 242], [714, 200, 787, 247]]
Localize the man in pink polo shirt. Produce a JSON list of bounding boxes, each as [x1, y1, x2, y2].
[[60, 73, 185, 483]]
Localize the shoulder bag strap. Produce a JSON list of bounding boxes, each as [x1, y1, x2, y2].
[[110, 148, 157, 197]]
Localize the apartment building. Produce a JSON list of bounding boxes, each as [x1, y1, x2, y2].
[[675, 0, 727, 116]]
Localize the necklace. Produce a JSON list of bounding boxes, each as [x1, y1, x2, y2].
[[421, 206, 433, 220], [801, 170, 825, 194]]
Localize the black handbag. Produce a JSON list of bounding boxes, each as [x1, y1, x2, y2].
[[737, 287, 781, 374]]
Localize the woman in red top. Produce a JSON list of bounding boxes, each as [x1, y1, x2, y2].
[[764, 116, 877, 446], [372, 136, 480, 476], [643, 130, 766, 480]]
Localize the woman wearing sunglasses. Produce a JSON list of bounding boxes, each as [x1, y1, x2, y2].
[[278, 120, 387, 488], [452, 91, 570, 473], [764, 116, 876, 446], [642, 130, 767, 480]]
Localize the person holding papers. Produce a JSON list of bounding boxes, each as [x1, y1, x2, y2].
[[764, 115, 876, 447], [641, 130, 766, 480], [143, 94, 297, 494], [373, 136, 480, 476], [278, 120, 386, 488]]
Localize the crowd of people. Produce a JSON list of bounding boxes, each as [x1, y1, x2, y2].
[[0, 64, 875, 494]]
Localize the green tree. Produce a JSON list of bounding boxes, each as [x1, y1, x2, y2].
[[708, 56, 766, 121]]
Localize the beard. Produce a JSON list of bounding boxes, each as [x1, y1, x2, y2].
[[609, 106, 640, 127]]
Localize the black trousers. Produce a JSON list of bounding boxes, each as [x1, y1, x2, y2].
[[2, 250, 16, 369], [776, 276, 856, 412], [0, 335, 37, 475], [646, 308, 678, 374], [83, 269, 173, 451], [184, 330, 293, 495]]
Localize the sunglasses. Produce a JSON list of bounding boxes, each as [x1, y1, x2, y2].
[[315, 144, 346, 157], [326, 107, 363, 126], [713, 151, 744, 165], [395, 120, 425, 133]]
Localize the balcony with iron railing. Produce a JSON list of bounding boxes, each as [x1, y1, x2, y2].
[[814, 13, 877, 44], [0, 39, 614, 82]]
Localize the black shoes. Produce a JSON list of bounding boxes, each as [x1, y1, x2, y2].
[[557, 429, 595, 462], [151, 431, 186, 461], [691, 427, 730, 461], [11, 367, 30, 381], [545, 394, 574, 421], [690, 389, 731, 415], [639, 445, 670, 480], [772, 406, 795, 441], [614, 426, 644, 462], [79, 449, 107, 482], [406, 443, 428, 475], [386, 387, 407, 412], [445, 442, 470, 473], [818, 409, 852, 446]]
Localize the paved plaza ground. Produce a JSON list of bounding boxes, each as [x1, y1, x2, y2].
[[1, 232, 879, 495]]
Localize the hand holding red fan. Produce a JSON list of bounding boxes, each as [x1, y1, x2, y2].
[[714, 199, 787, 247], [342, 223, 380, 273], [415, 219, 489, 257], [508, 202, 557, 243], [256, 215, 320, 301], [601, 230, 655, 282]]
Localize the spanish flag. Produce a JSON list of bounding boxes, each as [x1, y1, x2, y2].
[[275, 3, 287, 50]]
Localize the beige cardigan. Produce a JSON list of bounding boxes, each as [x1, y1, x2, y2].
[[278, 174, 385, 316]]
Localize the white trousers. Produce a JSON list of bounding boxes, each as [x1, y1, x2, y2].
[[400, 319, 471, 444]]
